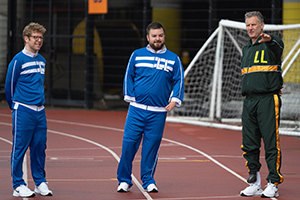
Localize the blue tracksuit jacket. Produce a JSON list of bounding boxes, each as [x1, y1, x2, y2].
[[123, 45, 184, 107], [5, 48, 46, 109]]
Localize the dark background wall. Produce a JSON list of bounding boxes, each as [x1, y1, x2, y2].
[[1, 0, 283, 109]]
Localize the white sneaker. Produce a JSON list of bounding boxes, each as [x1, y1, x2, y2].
[[34, 182, 53, 196], [240, 183, 262, 196], [261, 182, 279, 198], [13, 185, 35, 197], [117, 182, 129, 192], [146, 183, 158, 193]]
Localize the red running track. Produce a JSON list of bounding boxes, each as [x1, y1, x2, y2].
[[0, 107, 299, 200]]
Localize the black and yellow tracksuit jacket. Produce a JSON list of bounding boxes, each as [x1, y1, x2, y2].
[[241, 35, 284, 96]]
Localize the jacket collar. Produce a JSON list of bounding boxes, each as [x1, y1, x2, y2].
[[247, 36, 263, 46], [22, 48, 39, 58], [146, 44, 167, 54]]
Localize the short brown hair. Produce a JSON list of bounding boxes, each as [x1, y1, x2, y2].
[[23, 22, 46, 38], [146, 22, 165, 35]]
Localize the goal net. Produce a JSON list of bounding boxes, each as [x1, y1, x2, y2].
[[168, 19, 300, 137]]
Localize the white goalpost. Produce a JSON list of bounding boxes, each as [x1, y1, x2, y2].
[[168, 19, 300, 137]]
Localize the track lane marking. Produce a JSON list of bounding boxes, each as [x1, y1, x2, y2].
[[47, 129, 153, 200], [46, 119, 277, 200], [137, 195, 242, 200], [0, 136, 29, 200], [28, 178, 117, 182], [1, 115, 278, 200], [46, 119, 248, 182]]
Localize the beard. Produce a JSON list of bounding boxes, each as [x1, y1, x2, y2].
[[149, 41, 164, 51]]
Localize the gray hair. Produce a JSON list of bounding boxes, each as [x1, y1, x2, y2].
[[245, 11, 264, 24]]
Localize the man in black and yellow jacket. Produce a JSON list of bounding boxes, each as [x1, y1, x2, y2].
[[239, 11, 284, 198]]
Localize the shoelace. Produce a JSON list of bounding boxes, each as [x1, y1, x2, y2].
[[249, 183, 260, 187], [17, 185, 33, 193], [264, 183, 277, 190]]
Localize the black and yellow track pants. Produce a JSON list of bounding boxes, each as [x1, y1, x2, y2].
[[241, 93, 284, 185]]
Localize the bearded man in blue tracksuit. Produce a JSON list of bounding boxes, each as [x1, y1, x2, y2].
[[5, 22, 53, 197], [117, 22, 184, 193]]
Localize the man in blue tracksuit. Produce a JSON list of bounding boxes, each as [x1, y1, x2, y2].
[[117, 22, 184, 193], [5, 22, 53, 197]]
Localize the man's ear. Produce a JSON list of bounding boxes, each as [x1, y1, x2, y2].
[[24, 36, 29, 43], [261, 22, 265, 31]]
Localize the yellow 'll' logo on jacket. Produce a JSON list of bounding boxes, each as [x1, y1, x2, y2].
[[254, 50, 268, 63]]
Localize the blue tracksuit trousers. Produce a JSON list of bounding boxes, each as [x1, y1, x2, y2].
[[11, 107, 47, 189], [117, 105, 167, 189]]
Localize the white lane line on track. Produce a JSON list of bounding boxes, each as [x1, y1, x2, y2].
[[47, 119, 278, 200], [136, 195, 242, 200], [1, 116, 278, 200], [47, 129, 153, 200], [0, 137, 12, 145], [0, 121, 136, 199], [47, 119, 248, 182], [0, 136, 29, 200], [163, 138, 247, 182], [0, 113, 10, 117], [47, 119, 124, 132]]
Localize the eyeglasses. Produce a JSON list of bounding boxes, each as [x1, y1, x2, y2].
[[29, 36, 44, 41]]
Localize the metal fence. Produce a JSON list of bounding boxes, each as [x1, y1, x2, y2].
[[0, 0, 283, 109]]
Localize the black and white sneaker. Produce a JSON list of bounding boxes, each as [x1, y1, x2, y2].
[[261, 182, 279, 198], [146, 184, 158, 193], [240, 183, 262, 196], [34, 182, 53, 196], [13, 185, 35, 198], [117, 182, 130, 192]]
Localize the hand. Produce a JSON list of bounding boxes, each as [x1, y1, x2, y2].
[[165, 101, 176, 112], [258, 33, 271, 43], [279, 86, 284, 96]]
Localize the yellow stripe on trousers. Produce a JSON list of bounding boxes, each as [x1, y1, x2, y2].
[[273, 94, 284, 184]]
